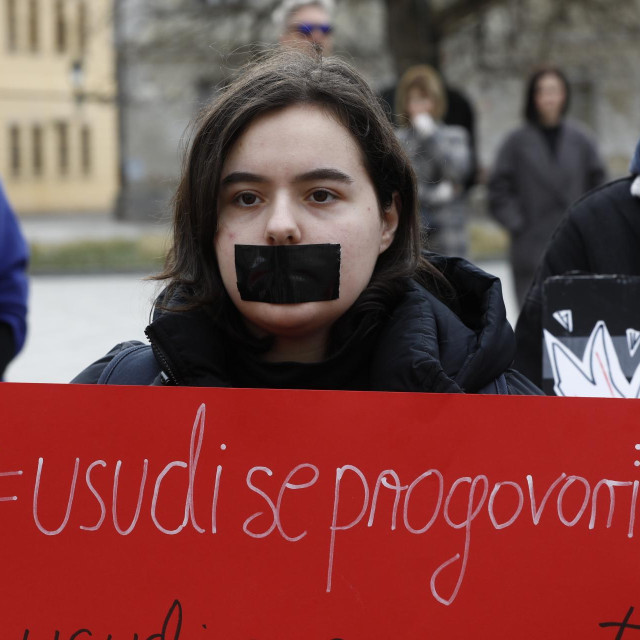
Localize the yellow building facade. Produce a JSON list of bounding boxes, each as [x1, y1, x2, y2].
[[0, 0, 118, 214]]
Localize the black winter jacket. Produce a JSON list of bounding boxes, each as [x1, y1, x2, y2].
[[73, 257, 539, 395], [515, 177, 640, 387]]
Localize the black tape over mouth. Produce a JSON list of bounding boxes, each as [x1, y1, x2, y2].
[[235, 244, 341, 304]]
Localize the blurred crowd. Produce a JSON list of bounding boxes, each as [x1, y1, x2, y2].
[[3, 0, 640, 397]]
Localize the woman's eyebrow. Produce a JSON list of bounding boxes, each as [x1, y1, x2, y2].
[[221, 168, 354, 186], [221, 171, 268, 186], [293, 168, 354, 184]]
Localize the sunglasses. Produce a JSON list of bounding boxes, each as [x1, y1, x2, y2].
[[292, 23, 333, 36]]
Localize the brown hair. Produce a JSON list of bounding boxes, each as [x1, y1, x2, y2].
[[156, 49, 451, 340], [395, 64, 447, 125]]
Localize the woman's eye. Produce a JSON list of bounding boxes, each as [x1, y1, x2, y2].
[[235, 192, 260, 207], [309, 189, 336, 203]]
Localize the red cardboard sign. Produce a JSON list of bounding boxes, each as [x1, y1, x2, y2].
[[0, 383, 639, 639]]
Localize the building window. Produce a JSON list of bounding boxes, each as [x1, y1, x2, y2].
[[32, 125, 43, 176], [80, 125, 91, 175], [28, 0, 39, 52], [9, 125, 21, 176], [55, 121, 69, 175], [6, 0, 17, 52], [78, 1, 87, 54], [54, 0, 67, 53]]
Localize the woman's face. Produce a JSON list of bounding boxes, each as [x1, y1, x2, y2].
[[534, 73, 566, 126], [407, 87, 435, 119], [215, 103, 398, 361]]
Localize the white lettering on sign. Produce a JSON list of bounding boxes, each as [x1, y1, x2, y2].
[[0, 403, 635, 607]]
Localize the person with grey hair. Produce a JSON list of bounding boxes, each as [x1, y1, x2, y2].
[[276, 0, 335, 54]]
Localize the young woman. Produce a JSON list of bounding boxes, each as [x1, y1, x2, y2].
[[73, 50, 538, 394], [395, 65, 472, 258], [488, 66, 607, 305]]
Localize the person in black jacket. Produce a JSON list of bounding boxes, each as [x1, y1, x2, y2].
[[73, 50, 538, 395], [515, 136, 640, 388]]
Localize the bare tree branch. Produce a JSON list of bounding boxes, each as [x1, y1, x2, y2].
[[436, 0, 503, 35]]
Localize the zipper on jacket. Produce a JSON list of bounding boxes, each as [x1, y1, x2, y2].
[[145, 328, 180, 385]]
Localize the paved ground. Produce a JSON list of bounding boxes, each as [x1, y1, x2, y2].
[[6, 274, 159, 383], [6, 261, 517, 385]]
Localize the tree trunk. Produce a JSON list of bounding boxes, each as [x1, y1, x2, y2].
[[385, 0, 441, 77]]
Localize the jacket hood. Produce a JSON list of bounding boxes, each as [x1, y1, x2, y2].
[[370, 256, 515, 393]]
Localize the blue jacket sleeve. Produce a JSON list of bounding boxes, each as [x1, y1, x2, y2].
[[0, 181, 29, 355]]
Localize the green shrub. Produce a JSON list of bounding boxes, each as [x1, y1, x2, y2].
[[29, 236, 167, 274]]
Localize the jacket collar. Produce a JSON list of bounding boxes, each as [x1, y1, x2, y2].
[[146, 257, 516, 392], [369, 257, 515, 393]]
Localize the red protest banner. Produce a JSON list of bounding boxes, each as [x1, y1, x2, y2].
[[0, 383, 638, 639]]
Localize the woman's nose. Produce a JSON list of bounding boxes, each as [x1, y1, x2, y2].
[[264, 198, 302, 245]]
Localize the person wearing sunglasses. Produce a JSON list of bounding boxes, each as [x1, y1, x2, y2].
[[277, 0, 334, 55]]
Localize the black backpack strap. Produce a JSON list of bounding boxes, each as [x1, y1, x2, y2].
[[96, 343, 161, 385], [476, 372, 509, 395], [474, 370, 542, 395], [493, 372, 509, 394]]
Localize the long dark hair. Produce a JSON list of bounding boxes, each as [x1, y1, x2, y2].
[[524, 66, 571, 125], [156, 49, 451, 342]]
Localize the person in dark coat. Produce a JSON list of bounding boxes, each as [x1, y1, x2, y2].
[[514, 136, 640, 388], [0, 179, 28, 380], [73, 50, 539, 395], [488, 66, 607, 305]]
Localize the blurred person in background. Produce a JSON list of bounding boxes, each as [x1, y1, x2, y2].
[[381, 83, 477, 189], [395, 65, 472, 257], [514, 136, 640, 388], [0, 179, 28, 380], [277, 0, 334, 55], [488, 66, 607, 305]]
